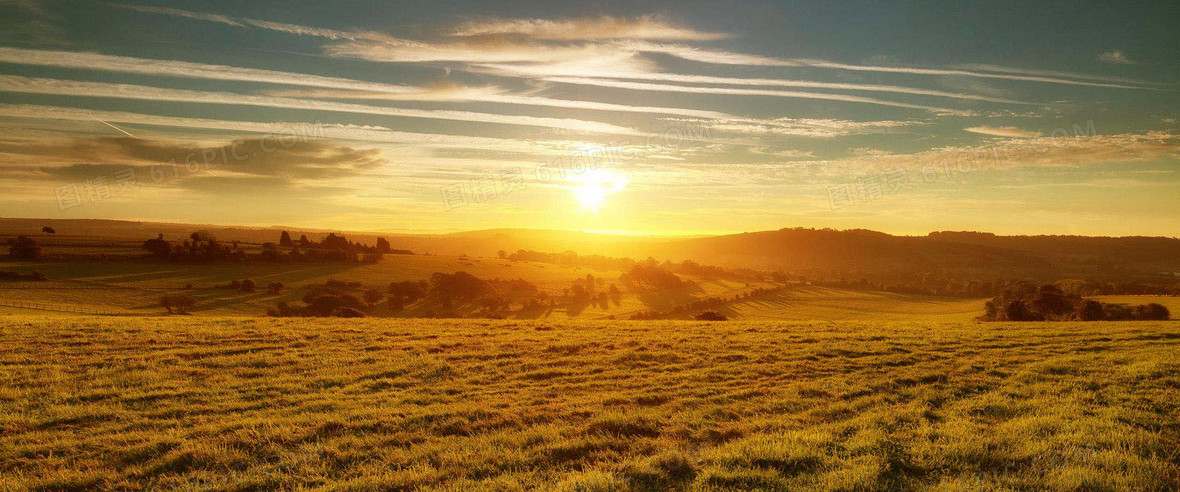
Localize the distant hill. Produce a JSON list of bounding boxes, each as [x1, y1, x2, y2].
[[646, 228, 1180, 279], [4, 219, 1178, 279]]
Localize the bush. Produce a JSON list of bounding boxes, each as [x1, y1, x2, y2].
[[160, 294, 197, 314], [1103, 303, 1134, 321], [694, 311, 728, 321], [1075, 300, 1105, 321], [1000, 300, 1041, 321], [332, 307, 366, 318], [1133, 303, 1170, 321], [267, 282, 284, 295], [363, 288, 385, 305], [239, 279, 256, 292], [305, 294, 364, 316], [8, 236, 40, 260]]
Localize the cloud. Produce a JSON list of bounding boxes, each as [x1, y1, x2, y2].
[[1097, 50, 1134, 65], [964, 126, 1042, 138], [0, 47, 421, 93], [0, 104, 606, 157], [817, 131, 1180, 174], [674, 117, 917, 139], [479, 65, 1032, 105], [112, 3, 391, 42], [0, 75, 643, 135], [791, 59, 1149, 90], [537, 77, 966, 114], [451, 15, 730, 41], [26, 136, 377, 176]]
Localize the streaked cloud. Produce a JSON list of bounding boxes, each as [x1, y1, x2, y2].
[[0, 47, 421, 93], [0, 75, 644, 135], [451, 15, 730, 41], [964, 126, 1042, 138], [538, 77, 966, 113]]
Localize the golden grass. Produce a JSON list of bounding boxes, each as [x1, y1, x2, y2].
[[0, 317, 1177, 491]]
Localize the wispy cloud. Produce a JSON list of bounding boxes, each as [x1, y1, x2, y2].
[[964, 126, 1041, 138], [0, 104, 599, 156], [112, 3, 391, 41], [538, 77, 966, 114], [480, 65, 1032, 105], [791, 59, 1149, 90], [676, 117, 918, 138], [451, 15, 730, 41], [0, 47, 421, 93], [0, 76, 643, 135], [1097, 50, 1134, 65]]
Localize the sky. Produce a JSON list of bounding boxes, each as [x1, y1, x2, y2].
[[0, 0, 1177, 236]]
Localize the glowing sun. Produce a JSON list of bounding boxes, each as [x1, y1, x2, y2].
[[572, 169, 628, 212]]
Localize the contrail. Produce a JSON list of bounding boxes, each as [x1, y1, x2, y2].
[[87, 111, 137, 137]]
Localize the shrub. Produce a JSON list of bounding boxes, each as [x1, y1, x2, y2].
[[694, 311, 728, 321], [332, 307, 366, 318], [363, 288, 385, 305], [267, 282, 284, 295], [8, 236, 40, 260], [239, 279, 256, 292], [1074, 300, 1105, 321], [160, 294, 197, 314], [1103, 303, 1134, 321], [1133, 303, 1170, 321], [305, 294, 364, 316], [1000, 300, 1040, 321]]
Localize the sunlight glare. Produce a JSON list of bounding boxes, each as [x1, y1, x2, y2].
[[572, 169, 628, 212]]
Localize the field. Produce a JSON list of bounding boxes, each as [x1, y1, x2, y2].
[[0, 244, 990, 321], [1, 317, 1177, 491]]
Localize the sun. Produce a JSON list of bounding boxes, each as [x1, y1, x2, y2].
[[572, 169, 628, 212]]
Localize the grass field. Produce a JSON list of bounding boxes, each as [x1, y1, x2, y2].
[[1, 255, 991, 321], [1, 316, 1177, 491]]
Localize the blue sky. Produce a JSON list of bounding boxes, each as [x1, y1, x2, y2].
[[0, 0, 1176, 235]]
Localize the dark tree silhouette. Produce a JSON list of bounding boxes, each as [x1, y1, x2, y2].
[[160, 294, 197, 314], [1133, 303, 1170, 321], [695, 311, 728, 321], [8, 236, 40, 260], [376, 237, 391, 253], [41, 226, 55, 234], [279, 230, 294, 247], [142, 234, 171, 258]]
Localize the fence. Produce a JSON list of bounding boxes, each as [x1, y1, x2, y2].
[[0, 300, 119, 316]]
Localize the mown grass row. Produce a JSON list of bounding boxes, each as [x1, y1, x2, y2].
[[0, 317, 1177, 491]]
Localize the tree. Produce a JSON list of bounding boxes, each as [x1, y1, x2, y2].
[[142, 234, 171, 258], [363, 288, 385, 305], [8, 236, 40, 260], [376, 237, 391, 253], [1133, 303, 1170, 321], [279, 230, 294, 247], [1000, 300, 1039, 321], [695, 311, 728, 321], [332, 307, 366, 318], [41, 226, 55, 234], [1075, 300, 1105, 321], [190, 230, 216, 245], [239, 279, 256, 292], [260, 242, 283, 261], [160, 294, 197, 314], [497, 250, 508, 259], [298, 234, 312, 247], [267, 282, 284, 295]]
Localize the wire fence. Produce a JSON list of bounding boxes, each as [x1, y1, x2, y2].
[[0, 300, 121, 316]]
